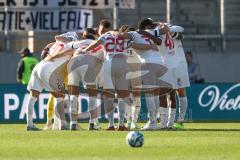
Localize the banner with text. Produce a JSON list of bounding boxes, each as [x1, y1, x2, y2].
[[0, 0, 135, 9], [187, 83, 240, 121], [0, 83, 240, 123], [0, 9, 93, 32]]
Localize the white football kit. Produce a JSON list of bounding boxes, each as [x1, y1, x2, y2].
[[99, 32, 130, 90], [157, 27, 190, 89], [128, 30, 172, 89], [27, 32, 78, 92], [67, 39, 104, 87]]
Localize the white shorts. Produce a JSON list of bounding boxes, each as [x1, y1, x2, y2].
[[67, 54, 103, 87], [126, 51, 143, 90], [27, 57, 69, 92], [139, 52, 174, 89], [103, 54, 129, 90]]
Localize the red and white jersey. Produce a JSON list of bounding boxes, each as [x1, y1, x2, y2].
[[156, 24, 190, 88], [49, 32, 79, 56], [158, 32, 175, 56], [129, 29, 164, 64], [98, 32, 131, 57]]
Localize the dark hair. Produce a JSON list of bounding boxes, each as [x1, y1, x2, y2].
[[127, 27, 136, 31], [19, 48, 30, 55], [83, 28, 96, 40], [138, 18, 154, 29], [85, 28, 96, 35], [99, 19, 111, 29], [186, 51, 192, 57]]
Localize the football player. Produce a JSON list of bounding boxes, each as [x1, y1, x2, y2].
[[118, 19, 171, 130], [157, 22, 190, 129], [67, 28, 104, 130], [81, 21, 158, 131], [25, 31, 80, 131]]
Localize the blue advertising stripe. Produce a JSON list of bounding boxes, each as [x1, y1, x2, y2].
[[0, 83, 240, 123]]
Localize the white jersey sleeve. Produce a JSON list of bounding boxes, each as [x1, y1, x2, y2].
[[72, 39, 95, 50], [146, 26, 162, 37], [128, 31, 154, 44], [169, 25, 184, 33], [164, 23, 184, 33], [59, 32, 79, 41], [98, 32, 110, 44]]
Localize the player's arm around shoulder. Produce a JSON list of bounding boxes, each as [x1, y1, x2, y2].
[[76, 38, 104, 55], [41, 42, 55, 60]]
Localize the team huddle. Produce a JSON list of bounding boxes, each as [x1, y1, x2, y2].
[[25, 18, 190, 131]]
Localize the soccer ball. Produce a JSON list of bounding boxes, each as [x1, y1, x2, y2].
[[126, 131, 144, 147]]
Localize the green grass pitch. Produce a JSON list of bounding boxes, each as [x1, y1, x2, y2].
[[0, 123, 240, 160]]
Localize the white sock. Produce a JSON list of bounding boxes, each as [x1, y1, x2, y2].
[[70, 95, 78, 125], [167, 108, 176, 128], [118, 99, 126, 126], [131, 96, 141, 123], [104, 97, 115, 127], [159, 107, 168, 128], [118, 97, 130, 126], [54, 97, 65, 129], [89, 96, 97, 124], [126, 105, 132, 122], [178, 97, 188, 122], [132, 106, 140, 123], [154, 96, 159, 111], [154, 96, 159, 119], [107, 110, 114, 127], [145, 95, 157, 124], [26, 95, 37, 127], [157, 107, 161, 120], [52, 113, 60, 130]]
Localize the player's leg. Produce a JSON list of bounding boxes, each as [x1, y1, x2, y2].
[[103, 89, 115, 130], [116, 90, 131, 131], [50, 91, 67, 130], [86, 85, 100, 130], [67, 57, 83, 130], [112, 56, 131, 131], [26, 89, 40, 131], [26, 67, 44, 131], [140, 63, 166, 130], [68, 85, 81, 130], [126, 54, 142, 129], [159, 89, 169, 129], [131, 91, 141, 129], [167, 90, 177, 129], [141, 89, 160, 131], [125, 93, 133, 128], [102, 58, 116, 130], [175, 88, 188, 129], [83, 56, 103, 130], [44, 94, 54, 130]]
